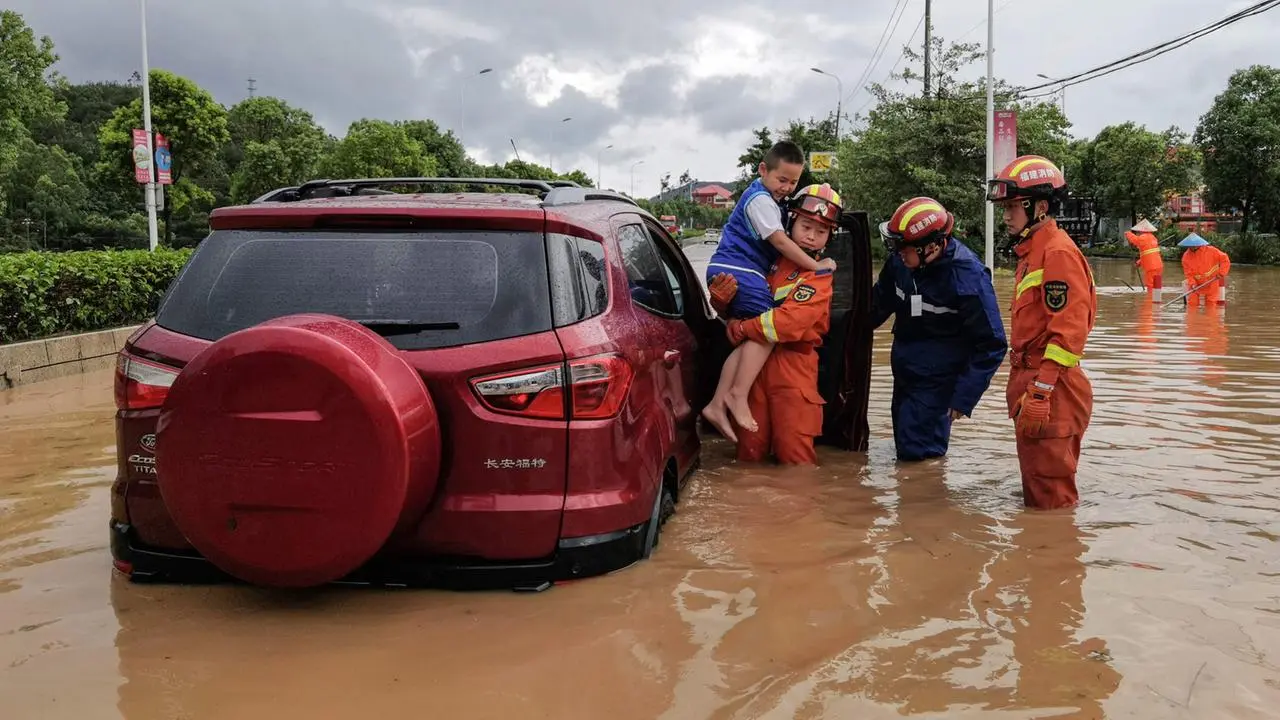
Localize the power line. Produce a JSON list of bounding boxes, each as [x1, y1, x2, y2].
[[842, 0, 913, 106], [1016, 0, 1280, 98], [853, 11, 927, 116]]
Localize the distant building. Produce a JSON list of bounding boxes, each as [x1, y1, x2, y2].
[[1163, 188, 1229, 233], [690, 184, 734, 207], [649, 180, 740, 205]]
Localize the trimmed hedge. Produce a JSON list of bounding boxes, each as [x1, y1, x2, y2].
[[0, 248, 193, 344]]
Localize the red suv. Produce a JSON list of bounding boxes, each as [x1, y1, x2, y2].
[[110, 177, 873, 591]]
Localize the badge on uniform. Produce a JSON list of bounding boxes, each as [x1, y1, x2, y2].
[[792, 284, 816, 303], [787, 270, 800, 281], [1044, 281, 1068, 312], [910, 294, 923, 317]]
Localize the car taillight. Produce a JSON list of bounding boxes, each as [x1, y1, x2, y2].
[[471, 354, 633, 420], [114, 351, 179, 411]]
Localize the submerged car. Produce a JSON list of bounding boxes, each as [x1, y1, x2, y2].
[[110, 177, 874, 591]]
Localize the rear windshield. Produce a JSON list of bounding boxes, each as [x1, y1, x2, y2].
[[157, 229, 552, 350]]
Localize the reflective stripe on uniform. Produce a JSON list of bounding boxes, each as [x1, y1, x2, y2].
[[774, 283, 797, 301], [761, 310, 778, 342], [1044, 343, 1082, 367], [1141, 247, 1161, 256], [1016, 269, 1045, 299]]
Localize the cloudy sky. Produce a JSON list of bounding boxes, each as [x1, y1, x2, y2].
[[9, 0, 1279, 198]]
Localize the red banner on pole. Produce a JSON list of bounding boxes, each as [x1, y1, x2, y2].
[[994, 110, 1018, 173], [132, 128, 152, 184]]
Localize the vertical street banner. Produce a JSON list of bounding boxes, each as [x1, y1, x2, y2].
[[994, 110, 1018, 173], [154, 133, 173, 185], [132, 128, 152, 184]]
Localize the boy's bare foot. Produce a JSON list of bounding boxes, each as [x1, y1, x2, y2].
[[725, 391, 758, 434], [701, 402, 738, 443]]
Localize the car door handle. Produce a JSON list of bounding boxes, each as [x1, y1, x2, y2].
[[663, 350, 681, 368]]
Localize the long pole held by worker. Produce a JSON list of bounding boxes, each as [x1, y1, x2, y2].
[[983, 0, 995, 271], [1163, 277, 1218, 308], [140, 0, 159, 252]]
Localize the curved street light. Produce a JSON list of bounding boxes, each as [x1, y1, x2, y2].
[[459, 67, 493, 145], [630, 160, 645, 198], [811, 67, 843, 143]]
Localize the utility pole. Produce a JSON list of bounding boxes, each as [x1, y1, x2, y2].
[[139, 0, 159, 252], [923, 0, 933, 97], [248, 78, 256, 97]]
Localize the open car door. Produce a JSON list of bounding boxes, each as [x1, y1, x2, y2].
[[816, 210, 873, 452]]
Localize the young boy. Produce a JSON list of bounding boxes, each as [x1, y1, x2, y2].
[[701, 141, 838, 442]]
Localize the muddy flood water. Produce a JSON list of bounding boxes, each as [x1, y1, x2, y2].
[[2, 257, 1279, 719]]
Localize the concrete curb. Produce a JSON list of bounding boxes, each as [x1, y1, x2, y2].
[[0, 325, 142, 390]]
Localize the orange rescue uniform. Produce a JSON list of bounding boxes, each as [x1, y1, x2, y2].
[[732, 257, 834, 465], [1006, 219, 1098, 510], [1181, 245, 1231, 306], [1124, 230, 1164, 291]]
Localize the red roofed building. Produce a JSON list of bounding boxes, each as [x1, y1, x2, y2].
[[691, 184, 734, 207]]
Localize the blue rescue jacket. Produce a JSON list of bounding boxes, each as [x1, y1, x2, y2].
[[870, 239, 1008, 417], [708, 178, 780, 277]]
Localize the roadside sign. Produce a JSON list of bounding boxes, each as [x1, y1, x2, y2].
[[994, 110, 1018, 173], [154, 133, 173, 185], [132, 128, 152, 184], [809, 151, 837, 173]]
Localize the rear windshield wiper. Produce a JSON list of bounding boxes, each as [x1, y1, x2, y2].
[[357, 319, 461, 337]]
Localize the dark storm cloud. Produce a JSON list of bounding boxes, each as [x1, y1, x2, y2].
[[684, 75, 769, 136], [617, 64, 685, 118]]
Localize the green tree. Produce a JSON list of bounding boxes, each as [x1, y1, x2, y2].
[[97, 69, 230, 244], [400, 120, 470, 178], [558, 169, 594, 187], [1194, 64, 1280, 234], [318, 119, 438, 179], [0, 10, 65, 147], [225, 97, 331, 203], [736, 126, 774, 184], [2, 137, 88, 249], [1085, 122, 1198, 228], [36, 82, 139, 167], [832, 38, 1071, 242]]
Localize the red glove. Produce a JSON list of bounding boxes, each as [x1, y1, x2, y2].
[[1014, 379, 1054, 437], [708, 273, 738, 316], [726, 318, 747, 346]]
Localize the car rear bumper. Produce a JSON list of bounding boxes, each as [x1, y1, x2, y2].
[[109, 519, 649, 592]]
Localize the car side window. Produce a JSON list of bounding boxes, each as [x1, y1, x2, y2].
[[644, 224, 687, 317], [617, 224, 679, 317]]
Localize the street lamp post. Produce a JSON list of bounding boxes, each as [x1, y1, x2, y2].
[[459, 67, 493, 145], [597, 144, 613, 189], [1036, 73, 1067, 116], [549, 117, 572, 173], [630, 160, 645, 198], [810, 67, 843, 143], [139, 0, 159, 252], [983, 0, 995, 271]]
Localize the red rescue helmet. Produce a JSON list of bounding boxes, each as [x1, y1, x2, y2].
[[879, 197, 954, 252], [987, 154, 1067, 204], [789, 183, 842, 228]]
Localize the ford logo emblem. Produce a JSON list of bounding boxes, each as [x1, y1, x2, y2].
[[140, 434, 157, 453]]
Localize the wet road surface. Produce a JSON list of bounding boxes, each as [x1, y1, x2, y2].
[[2, 257, 1280, 719]]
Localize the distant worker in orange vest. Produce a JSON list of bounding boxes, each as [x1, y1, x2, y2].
[[1124, 219, 1164, 301], [1178, 233, 1231, 306], [987, 154, 1097, 511]]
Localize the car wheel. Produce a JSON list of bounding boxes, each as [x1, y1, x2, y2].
[[641, 480, 676, 559]]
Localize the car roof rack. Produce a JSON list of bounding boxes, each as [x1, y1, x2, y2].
[[542, 186, 640, 209], [248, 177, 641, 209], [287, 177, 577, 201]]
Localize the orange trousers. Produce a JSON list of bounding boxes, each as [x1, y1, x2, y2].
[[1006, 365, 1093, 510], [737, 349, 824, 465], [1188, 279, 1222, 306], [1141, 269, 1162, 292]]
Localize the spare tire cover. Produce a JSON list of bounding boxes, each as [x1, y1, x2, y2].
[[155, 314, 441, 588]]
